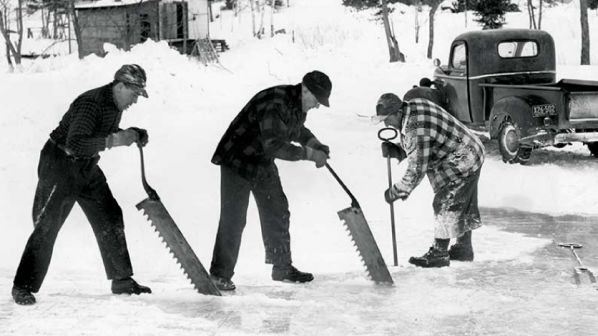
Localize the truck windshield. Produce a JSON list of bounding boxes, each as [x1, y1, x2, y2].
[[498, 40, 538, 58]]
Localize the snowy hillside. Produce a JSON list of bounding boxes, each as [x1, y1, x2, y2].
[[1, 0, 598, 335]]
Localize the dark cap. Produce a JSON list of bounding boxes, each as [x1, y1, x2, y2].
[[372, 93, 403, 124], [114, 64, 148, 98], [419, 77, 433, 87], [302, 70, 332, 107]]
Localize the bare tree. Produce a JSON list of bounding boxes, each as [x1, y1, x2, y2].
[[258, 0, 266, 38], [527, 0, 536, 28], [580, 0, 590, 65], [527, 0, 545, 29], [270, 0, 274, 37], [68, 0, 84, 59], [249, 0, 256, 36], [414, 0, 421, 43], [381, 0, 404, 63], [425, 0, 441, 59], [0, 0, 24, 69], [538, 0, 543, 29]]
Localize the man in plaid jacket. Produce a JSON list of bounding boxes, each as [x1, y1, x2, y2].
[[209, 71, 332, 290], [11, 64, 152, 305], [374, 93, 485, 268]]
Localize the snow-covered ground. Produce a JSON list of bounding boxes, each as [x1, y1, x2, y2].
[[2, 1, 598, 335]]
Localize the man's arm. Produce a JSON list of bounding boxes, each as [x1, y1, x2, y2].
[[259, 102, 306, 161], [65, 99, 109, 156]]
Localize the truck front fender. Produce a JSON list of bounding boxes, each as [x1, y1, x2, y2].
[[488, 96, 534, 139]]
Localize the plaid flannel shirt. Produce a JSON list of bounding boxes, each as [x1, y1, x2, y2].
[[49, 83, 122, 157], [396, 98, 485, 194], [212, 84, 318, 181]]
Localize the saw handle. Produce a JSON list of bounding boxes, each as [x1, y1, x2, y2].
[[325, 163, 360, 209], [138, 142, 160, 201]]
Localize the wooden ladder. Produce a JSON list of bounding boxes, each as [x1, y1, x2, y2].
[[192, 38, 220, 65]]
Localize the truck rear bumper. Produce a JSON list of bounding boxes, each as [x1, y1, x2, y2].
[[520, 131, 598, 146], [554, 132, 598, 144]]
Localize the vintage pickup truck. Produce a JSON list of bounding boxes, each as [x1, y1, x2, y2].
[[421, 29, 598, 163]]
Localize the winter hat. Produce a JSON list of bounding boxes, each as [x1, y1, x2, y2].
[[302, 71, 332, 107], [372, 93, 403, 124], [114, 64, 148, 98], [419, 77, 433, 87]]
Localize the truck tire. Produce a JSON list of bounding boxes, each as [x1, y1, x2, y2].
[[587, 142, 598, 157], [498, 121, 532, 164]]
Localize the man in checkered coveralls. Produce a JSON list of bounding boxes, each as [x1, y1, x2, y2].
[[374, 93, 485, 268]]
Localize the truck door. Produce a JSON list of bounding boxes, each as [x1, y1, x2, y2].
[[437, 41, 472, 123]]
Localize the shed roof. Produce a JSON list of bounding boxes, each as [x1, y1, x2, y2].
[[75, 0, 156, 10]]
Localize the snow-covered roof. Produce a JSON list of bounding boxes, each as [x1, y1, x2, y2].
[[75, 0, 155, 9]]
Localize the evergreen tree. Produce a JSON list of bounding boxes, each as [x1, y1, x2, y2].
[[342, 0, 410, 11], [472, 0, 509, 29], [452, 0, 519, 13]]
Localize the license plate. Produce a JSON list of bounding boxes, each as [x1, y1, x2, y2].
[[532, 104, 556, 117]]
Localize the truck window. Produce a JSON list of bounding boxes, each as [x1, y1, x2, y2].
[[498, 40, 538, 58], [451, 43, 467, 70]]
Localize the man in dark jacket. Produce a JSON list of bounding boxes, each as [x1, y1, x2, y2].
[[11, 64, 152, 305], [210, 71, 332, 290]]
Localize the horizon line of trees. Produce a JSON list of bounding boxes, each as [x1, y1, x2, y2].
[[342, 0, 595, 65]]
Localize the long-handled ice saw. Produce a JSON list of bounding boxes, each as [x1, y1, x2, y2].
[[135, 145, 221, 296], [558, 243, 596, 285], [325, 163, 393, 285], [378, 127, 399, 267]]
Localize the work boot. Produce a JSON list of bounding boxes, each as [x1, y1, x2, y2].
[[12, 285, 36, 305], [408, 246, 450, 268], [272, 265, 314, 283], [111, 278, 152, 295], [210, 274, 236, 291], [448, 243, 474, 261]]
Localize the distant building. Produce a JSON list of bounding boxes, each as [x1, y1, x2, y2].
[[74, 0, 210, 57]]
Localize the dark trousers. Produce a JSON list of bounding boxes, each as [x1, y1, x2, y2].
[[13, 140, 133, 292], [210, 164, 292, 280]]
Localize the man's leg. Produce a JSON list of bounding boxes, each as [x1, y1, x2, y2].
[[253, 165, 312, 283], [449, 169, 482, 261], [78, 166, 134, 280], [13, 142, 77, 304], [210, 165, 251, 281], [77, 166, 150, 295], [252, 165, 291, 267]]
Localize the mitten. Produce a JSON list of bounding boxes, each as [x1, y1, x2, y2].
[[384, 185, 409, 204], [305, 147, 328, 168], [381, 142, 407, 162], [128, 127, 149, 147]]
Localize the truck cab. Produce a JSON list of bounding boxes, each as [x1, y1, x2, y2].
[[430, 29, 598, 163]]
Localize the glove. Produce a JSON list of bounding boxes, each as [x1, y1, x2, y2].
[[106, 129, 138, 148], [384, 185, 409, 204], [313, 143, 330, 157], [381, 142, 407, 161], [305, 147, 328, 168], [128, 127, 149, 147], [307, 138, 330, 157]]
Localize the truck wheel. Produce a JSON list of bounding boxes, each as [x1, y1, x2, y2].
[[498, 121, 521, 163], [587, 142, 598, 157]]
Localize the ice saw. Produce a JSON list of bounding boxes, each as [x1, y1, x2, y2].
[[326, 163, 393, 285], [135, 145, 221, 296]]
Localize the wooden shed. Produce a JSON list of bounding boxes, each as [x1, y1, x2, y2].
[[75, 0, 210, 57]]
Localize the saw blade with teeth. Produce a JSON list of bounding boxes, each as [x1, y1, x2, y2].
[[337, 206, 394, 285], [137, 198, 221, 296]]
